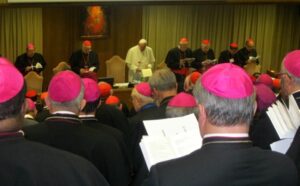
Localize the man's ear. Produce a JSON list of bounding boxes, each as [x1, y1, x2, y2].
[[20, 100, 27, 117], [80, 99, 87, 111], [45, 96, 52, 111], [198, 104, 207, 136], [253, 100, 257, 115]]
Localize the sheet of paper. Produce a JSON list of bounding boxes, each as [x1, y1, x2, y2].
[[143, 114, 200, 137], [270, 138, 293, 154], [142, 68, 152, 78], [89, 66, 96, 72], [169, 132, 201, 157], [140, 136, 176, 170]]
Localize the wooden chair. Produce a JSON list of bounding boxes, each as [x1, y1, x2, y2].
[[244, 61, 261, 76], [24, 71, 43, 93], [106, 55, 126, 83], [53, 61, 71, 75]]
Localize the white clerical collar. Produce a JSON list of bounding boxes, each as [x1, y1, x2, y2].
[[53, 111, 76, 115], [79, 114, 95, 118], [291, 90, 300, 95], [203, 133, 249, 139]]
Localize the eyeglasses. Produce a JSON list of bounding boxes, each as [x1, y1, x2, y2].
[[277, 72, 291, 79]]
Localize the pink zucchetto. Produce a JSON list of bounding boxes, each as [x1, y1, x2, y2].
[[200, 63, 254, 99], [283, 50, 300, 78], [168, 92, 197, 108], [0, 58, 24, 103], [135, 82, 152, 97], [48, 70, 82, 103], [256, 74, 273, 88], [255, 84, 276, 112], [26, 98, 36, 111], [82, 78, 100, 102]]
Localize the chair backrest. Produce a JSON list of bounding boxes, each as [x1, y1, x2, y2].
[[53, 61, 71, 75], [106, 55, 126, 83], [24, 71, 43, 93]]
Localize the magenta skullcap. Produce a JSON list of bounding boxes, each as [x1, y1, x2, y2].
[[255, 84, 276, 112], [256, 74, 273, 88], [135, 82, 152, 97], [48, 70, 82, 102], [0, 58, 24, 103], [82, 78, 100, 102], [200, 63, 254, 99], [168, 92, 197, 108], [26, 98, 36, 111], [283, 50, 300, 78]]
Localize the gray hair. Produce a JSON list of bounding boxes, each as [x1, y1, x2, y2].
[[166, 106, 199, 118], [131, 88, 153, 104], [149, 69, 177, 91], [193, 82, 256, 126], [48, 84, 84, 110]]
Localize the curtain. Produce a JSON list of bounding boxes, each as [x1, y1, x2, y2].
[[0, 7, 43, 63], [142, 4, 300, 72]]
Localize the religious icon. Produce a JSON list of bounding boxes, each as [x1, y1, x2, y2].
[[81, 6, 110, 39]]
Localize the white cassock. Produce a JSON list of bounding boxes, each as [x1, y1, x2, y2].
[[125, 45, 155, 82]]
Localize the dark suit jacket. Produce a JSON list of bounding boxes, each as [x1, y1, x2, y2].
[[0, 132, 108, 186], [235, 47, 259, 67], [218, 50, 237, 64], [165, 47, 193, 70], [96, 104, 132, 148], [69, 50, 99, 74], [81, 116, 133, 177], [192, 48, 215, 70], [15, 53, 46, 75], [23, 113, 130, 186], [143, 137, 298, 186]]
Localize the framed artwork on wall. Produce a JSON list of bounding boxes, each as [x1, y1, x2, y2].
[[81, 6, 110, 39]]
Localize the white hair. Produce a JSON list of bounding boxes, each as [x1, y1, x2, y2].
[[139, 39, 147, 45]]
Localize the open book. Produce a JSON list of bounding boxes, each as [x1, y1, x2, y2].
[[267, 95, 300, 153], [139, 114, 202, 170]]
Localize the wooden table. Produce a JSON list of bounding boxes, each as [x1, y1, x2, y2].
[[113, 87, 133, 109]]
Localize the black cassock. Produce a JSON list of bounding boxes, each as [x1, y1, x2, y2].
[[0, 131, 108, 186], [15, 53, 46, 75], [143, 137, 298, 186], [218, 50, 238, 64], [235, 47, 259, 67], [191, 48, 215, 70], [23, 113, 131, 186], [165, 47, 193, 92], [69, 50, 99, 74]]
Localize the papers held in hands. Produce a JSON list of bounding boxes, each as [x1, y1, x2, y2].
[[267, 95, 300, 153], [139, 114, 202, 170], [202, 59, 217, 66], [35, 62, 43, 69], [142, 69, 152, 78], [249, 56, 260, 61], [89, 66, 96, 72]]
